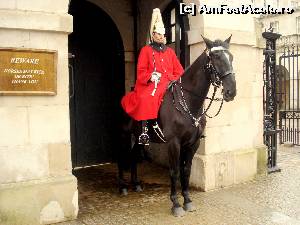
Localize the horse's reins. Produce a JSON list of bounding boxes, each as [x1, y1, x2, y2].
[[172, 47, 232, 127]]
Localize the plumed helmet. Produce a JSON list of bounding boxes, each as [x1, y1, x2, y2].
[[149, 8, 165, 42]]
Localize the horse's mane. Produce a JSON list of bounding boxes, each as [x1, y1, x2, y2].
[[181, 50, 207, 77]]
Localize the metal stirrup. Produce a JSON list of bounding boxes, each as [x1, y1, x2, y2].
[[138, 125, 149, 145]]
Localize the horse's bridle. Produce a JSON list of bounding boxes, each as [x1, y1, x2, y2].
[[171, 46, 234, 127], [205, 46, 235, 86]]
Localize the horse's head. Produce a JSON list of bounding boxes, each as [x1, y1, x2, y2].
[[202, 35, 237, 102]]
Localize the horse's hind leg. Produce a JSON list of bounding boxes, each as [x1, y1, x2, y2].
[[117, 162, 128, 196], [180, 140, 200, 212], [131, 143, 143, 192], [117, 128, 132, 196], [168, 141, 185, 217], [131, 163, 142, 192]]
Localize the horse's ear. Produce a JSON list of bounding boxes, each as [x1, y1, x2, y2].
[[224, 34, 232, 45], [201, 35, 214, 49]]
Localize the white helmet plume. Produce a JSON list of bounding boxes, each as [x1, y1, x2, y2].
[[149, 8, 166, 43]]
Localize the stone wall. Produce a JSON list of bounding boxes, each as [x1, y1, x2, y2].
[[0, 1, 78, 224]]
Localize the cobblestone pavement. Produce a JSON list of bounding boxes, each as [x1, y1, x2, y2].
[[56, 146, 300, 225]]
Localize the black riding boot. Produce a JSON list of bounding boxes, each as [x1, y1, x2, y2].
[[138, 120, 149, 145]]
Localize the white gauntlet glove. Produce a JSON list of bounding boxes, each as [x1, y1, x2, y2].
[[150, 72, 161, 96], [150, 72, 161, 83]]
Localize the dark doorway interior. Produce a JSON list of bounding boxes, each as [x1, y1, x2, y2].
[[163, 0, 190, 68], [68, 0, 125, 168]]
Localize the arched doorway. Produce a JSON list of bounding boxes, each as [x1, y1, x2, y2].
[[68, 0, 125, 168]]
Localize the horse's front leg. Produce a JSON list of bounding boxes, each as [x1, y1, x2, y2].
[[168, 141, 185, 217], [180, 140, 199, 212], [180, 155, 195, 212]]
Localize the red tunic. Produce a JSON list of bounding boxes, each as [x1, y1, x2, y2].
[[121, 45, 184, 121]]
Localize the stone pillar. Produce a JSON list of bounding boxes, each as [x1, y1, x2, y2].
[[0, 1, 78, 224], [186, 1, 267, 190]]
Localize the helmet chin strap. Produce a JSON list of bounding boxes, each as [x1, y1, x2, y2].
[[153, 39, 164, 44], [152, 35, 166, 45]]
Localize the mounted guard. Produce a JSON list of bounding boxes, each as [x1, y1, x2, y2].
[[119, 6, 237, 217], [121, 8, 184, 145]]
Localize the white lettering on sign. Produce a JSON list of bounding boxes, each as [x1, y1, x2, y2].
[[10, 57, 40, 64], [14, 74, 34, 79], [12, 79, 28, 84], [3, 68, 45, 75], [11, 79, 38, 84]]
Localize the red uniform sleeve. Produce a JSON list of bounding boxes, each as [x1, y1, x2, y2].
[[171, 50, 184, 80], [136, 46, 152, 85]]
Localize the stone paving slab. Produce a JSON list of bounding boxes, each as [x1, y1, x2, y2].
[[55, 146, 300, 225]]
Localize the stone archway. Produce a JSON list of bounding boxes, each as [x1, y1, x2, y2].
[[68, 0, 125, 168]]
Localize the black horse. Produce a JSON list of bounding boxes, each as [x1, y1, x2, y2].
[[117, 35, 237, 216]]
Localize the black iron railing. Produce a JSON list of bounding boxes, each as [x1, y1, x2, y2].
[[278, 45, 300, 146]]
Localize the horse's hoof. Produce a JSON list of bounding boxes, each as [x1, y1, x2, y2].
[[134, 185, 143, 192], [120, 188, 128, 196], [171, 206, 185, 217], [183, 202, 196, 212]]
